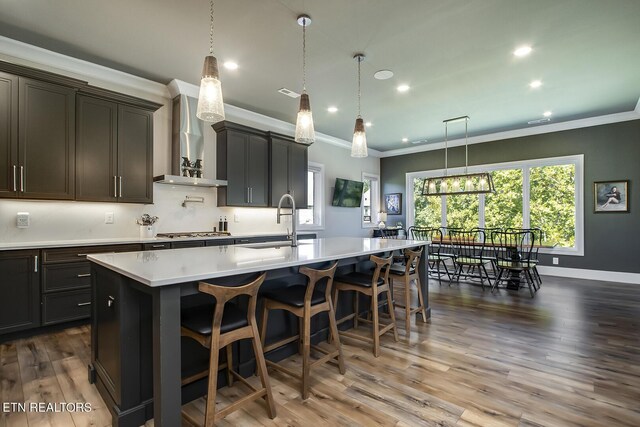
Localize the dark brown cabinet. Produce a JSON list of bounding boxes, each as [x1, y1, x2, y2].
[[0, 74, 76, 200], [0, 250, 40, 334], [76, 95, 153, 203], [269, 133, 308, 208], [214, 121, 269, 207]]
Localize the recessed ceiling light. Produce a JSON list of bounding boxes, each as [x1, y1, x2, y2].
[[514, 46, 532, 57], [374, 69, 394, 80], [223, 61, 238, 70], [529, 80, 542, 88], [402, 138, 408, 143], [365, 121, 372, 127], [397, 84, 410, 93], [543, 111, 552, 117], [327, 106, 338, 113]]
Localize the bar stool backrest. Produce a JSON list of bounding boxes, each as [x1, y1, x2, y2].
[[299, 262, 339, 308], [401, 247, 423, 276], [371, 254, 393, 287], [198, 272, 267, 331]]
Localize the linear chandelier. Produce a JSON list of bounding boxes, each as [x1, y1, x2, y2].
[[422, 116, 495, 196]]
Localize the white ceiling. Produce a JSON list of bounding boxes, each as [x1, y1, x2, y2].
[[1, 0, 639, 151]]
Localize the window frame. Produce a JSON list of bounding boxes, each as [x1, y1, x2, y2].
[[406, 154, 584, 256], [298, 162, 325, 231], [362, 172, 380, 229]]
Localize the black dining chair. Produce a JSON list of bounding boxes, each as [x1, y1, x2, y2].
[[491, 230, 538, 297], [409, 226, 452, 284], [505, 227, 544, 288], [450, 229, 492, 289]]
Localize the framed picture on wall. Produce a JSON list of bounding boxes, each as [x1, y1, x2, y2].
[[594, 180, 629, 213], [384, 193, 402, 215]]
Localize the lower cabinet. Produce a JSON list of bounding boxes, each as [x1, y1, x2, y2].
[[0, 250, 40, 335], [42, 289, 92, 325]]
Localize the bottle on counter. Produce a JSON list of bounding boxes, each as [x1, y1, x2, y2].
[[218, 216, 223, 232], [223, 216, 228, 232]]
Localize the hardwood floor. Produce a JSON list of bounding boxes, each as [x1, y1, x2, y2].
[[2, 275, 640, 426]]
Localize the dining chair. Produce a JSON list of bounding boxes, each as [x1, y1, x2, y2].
[[491, 230, 538, 297], [449, 229, 492, 289]]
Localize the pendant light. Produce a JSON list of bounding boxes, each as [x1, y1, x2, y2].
[[196, 0, 225, 123], [351, 53, 368, 158], [294, 15, 315, 145], [422, 116, 495, 196]]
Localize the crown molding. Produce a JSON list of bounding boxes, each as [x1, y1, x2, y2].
[[378, 107, 640, 158]]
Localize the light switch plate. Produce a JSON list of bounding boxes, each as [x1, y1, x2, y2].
[[17, 212, 30, 228], [105, 212, 114, 224], [234, 214, 240, 223], [552, 257, 559, 265]]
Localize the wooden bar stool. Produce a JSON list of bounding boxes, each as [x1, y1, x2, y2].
[[181, 272, 276, 426], [333, 254, 399, 357], [260, 262, 345, 399], [388, 247, 428, 338]]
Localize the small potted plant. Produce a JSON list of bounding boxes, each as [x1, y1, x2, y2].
[[136, 214, 159, 238]]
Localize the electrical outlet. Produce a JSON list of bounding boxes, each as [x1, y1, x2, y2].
[[17, 212, 30, 228], [552, 257, 559, 265], [105, 212, 114, 224], [234, 214, 240, 223]]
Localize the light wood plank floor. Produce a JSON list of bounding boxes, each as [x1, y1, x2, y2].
[[2, 275, 640, 427]]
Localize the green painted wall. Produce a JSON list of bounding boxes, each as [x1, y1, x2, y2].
[[381, 119, 640, 273]]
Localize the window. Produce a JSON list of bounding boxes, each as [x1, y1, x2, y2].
[[362, 173, 380, 227], [406, 155, 583, 255], [298, 162, 324, 229]]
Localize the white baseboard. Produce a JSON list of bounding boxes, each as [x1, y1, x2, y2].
[[537, 266, 640, 284]]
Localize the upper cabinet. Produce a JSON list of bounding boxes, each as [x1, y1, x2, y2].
[[269, 133, 308, 208], [0, 61, 160, 204], [0, 72, 76, 200], [76, 95, 153, 203], [214, 121, 269, 207]]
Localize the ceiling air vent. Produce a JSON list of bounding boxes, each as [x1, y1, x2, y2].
[[277, 87, 301, 98], [527, 118, 552, 125], [411, 139, 429, 145]]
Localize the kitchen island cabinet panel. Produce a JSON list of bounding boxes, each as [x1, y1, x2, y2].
[[0, 250, 40, 335]]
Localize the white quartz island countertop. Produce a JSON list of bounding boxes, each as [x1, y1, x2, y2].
[[87, 237, 428, 287]]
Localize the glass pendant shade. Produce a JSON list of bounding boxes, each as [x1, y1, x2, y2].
[[351, 117, 368, 158], [196, 56, 225, 123], [295, 93, 315, 145]]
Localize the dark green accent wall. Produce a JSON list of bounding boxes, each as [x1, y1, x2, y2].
[[381, 119, 640, 273]]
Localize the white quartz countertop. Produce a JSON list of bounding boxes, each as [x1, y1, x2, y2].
[[87, 237, 428, 287], [0, 232, 302, 251]]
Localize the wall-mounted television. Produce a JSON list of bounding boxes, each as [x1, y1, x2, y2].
[[332, 178, 364, 207]]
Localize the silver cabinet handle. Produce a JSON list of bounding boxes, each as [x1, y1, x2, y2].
[[77, 302, 92, 307], [20, 165, 24, 192], [250, 187, 253, 203], [151, 244, 166, 248], [118, 176, 123, 198], [77, 254, 88, 257], [246, 187, 250, 203], [34, 255, 38, 273], [12, 165, 16, 191], [107, 296, 115, 308], [77, 273, 91, 278], [113, 176, 117, 197]]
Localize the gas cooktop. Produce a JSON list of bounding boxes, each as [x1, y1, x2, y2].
[[155, 231, 231, 239]]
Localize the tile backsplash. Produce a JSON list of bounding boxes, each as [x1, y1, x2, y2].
[[0, 184, 288, 243]]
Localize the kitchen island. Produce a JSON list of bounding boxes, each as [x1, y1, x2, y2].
[[87, 237, 429, 427]]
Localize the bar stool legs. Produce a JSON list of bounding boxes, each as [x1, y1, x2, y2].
[[389, 248, 428, 338], [260, 263, 344, 399]]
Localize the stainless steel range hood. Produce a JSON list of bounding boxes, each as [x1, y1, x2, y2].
[[154, 94, 227, 187]]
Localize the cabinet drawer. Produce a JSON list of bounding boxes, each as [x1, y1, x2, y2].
[[43, 262, 91, 292], [43, 244, 142, 263], [42, 289, 91, 325], [205, 239, 235, 247], [143, 242, 171, 250], [171, 241, 205, 249]]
